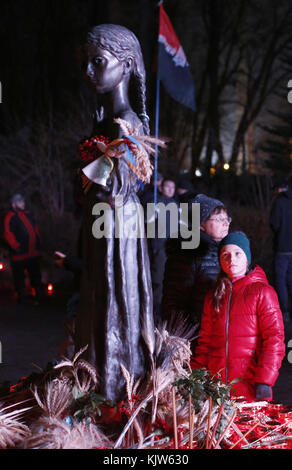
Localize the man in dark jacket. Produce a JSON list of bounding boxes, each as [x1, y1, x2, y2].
[[270, 181, 292, 322], [176, 176, 196, 204], [139, 171, 164, 206], [4, 194, 42, 304], [143, 177, 179, 323], [162, 194, 231, 328]]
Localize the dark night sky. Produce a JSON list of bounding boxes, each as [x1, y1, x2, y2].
[[1, 0, 292, 176], [1, 0, 292, 272], [0, 0, 161, 133]]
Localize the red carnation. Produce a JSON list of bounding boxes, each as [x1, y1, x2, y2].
[[78, 135, 110, 164]]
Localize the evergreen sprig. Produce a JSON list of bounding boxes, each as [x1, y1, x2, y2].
[[174, 368, 238, 413]]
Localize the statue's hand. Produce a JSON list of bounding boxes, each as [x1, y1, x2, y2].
[[106, 148, 123, 158]]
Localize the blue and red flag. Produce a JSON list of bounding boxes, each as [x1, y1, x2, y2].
[[157, 3, 196, 111]]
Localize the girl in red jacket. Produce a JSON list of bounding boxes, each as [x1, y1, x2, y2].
[[191, 231, 285, 402]]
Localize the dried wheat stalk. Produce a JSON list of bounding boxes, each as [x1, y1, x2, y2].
[[54, 345, 98, 393], [31, 377, 72, 419], [0, 403, 31, 449], [21, 417, 112, 449], [114, 117, 167, 183], [120, 364, 144, 449]]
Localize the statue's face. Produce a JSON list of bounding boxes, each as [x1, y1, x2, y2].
[[85, 45, 126, 94]]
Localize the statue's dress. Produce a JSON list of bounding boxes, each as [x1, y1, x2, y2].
[[75, 121, 155, 404]]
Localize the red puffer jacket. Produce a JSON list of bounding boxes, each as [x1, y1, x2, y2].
[[191, 266, 285, 401]]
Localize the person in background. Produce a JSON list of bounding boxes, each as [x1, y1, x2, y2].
[[272, 178, 288, 200], [162, 194, 231, 328], [270, 178, 292, 323], [54, 248, 82, 358], [139, 171, 163, 206], [144, 176, 178, 322], [54, 250, 81, 318], [191, 231, 285, 402], [4, 194, 42, 304], [160, 177, 176, 200], [176, 176, 196, 203]]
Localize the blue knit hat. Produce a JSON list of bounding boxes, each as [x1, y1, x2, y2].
[[11, 193, 24, 204], [219, 231, 251, 265], [193, 193, 224, 224]]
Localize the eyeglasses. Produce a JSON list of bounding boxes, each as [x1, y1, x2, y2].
[[208, 216, 232, 225]]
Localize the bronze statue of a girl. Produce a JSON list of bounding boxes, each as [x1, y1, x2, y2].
[[75, 24, 155, 403]]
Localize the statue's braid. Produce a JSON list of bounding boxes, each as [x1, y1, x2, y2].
[[134, 71, 150, 136]]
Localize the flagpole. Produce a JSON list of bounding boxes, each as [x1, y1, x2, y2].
[[154, 77, 160, 206], [154, 0, 163, 207]]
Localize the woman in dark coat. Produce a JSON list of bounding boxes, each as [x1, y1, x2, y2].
[[74, 25, 155, 404], [162, 194, 230, 326]]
